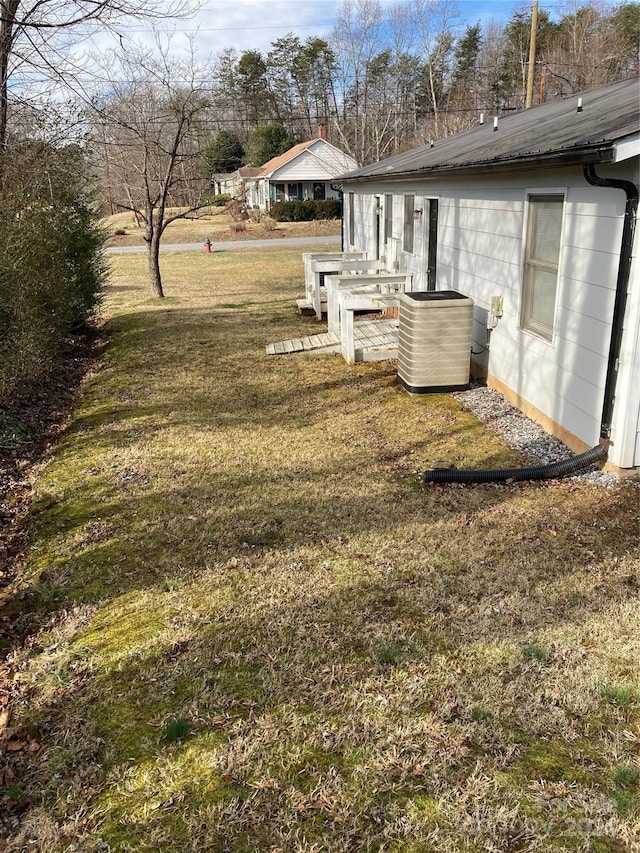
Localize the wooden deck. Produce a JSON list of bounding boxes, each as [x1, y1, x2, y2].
[[266, 317, 399, 361]]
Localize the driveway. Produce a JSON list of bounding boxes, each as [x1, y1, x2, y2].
[[105, 235, 342, 254]]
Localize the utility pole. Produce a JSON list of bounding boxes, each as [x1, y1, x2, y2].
[[525, 0, 538, 108]]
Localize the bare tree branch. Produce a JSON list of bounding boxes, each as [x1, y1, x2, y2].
[[0, 0, 199, 162]]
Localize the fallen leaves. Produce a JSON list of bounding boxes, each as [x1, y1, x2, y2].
[[5, 737, 40, 754], [0, 706, 9, 738]]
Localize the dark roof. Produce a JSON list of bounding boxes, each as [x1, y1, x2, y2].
[[339, 76, 639, 182]]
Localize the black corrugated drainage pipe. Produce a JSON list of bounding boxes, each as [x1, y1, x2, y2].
[[583, 164, 638, 444], [424, 444, 607, 484]]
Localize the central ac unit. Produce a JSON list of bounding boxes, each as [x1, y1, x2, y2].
[[397, 290, 474, 393]]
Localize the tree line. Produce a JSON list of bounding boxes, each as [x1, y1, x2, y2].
[[202, 0, 639, 168]]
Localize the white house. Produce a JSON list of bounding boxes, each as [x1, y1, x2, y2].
[[214, 166, 261, 204], [337, 76, 640, 471], [217, 135, 359, 212]]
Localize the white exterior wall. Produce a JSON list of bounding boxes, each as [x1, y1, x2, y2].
[[229, 142, 358, 211], [347, 185, 440, 287], [246, 180, 260, 208], [346, 191, 377, 257], [305, 139, 359, 175], [342, 162, 640, 468], [345, 191, 371, 253], [616, 233, 640, 468], [217, 174, 241, 197], [274, 151, 333, 181]]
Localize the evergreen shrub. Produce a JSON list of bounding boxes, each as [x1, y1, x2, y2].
[[270, 199, 342, 222], [0, 144, 106, 404]]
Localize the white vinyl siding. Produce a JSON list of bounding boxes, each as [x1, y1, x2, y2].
[[435, 184, 614, 457], [304, 140, 359, 175], [272, 145, 357, 181], [521, 195, 564, 341]]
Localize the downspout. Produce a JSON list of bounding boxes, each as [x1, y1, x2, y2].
[[583, 163, 638, 446], [425, 161, 637, 485]]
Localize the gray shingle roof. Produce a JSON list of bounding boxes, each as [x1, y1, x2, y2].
[[339, 76, 639, 182]]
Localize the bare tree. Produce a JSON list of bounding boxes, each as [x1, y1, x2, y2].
[[0, 0, 195, 164], [387, 2, 423, 141], [197, 1, 637, 165], [94, 42, 211, 297], [540, 1, 636, 96], [330, 0, 385, 162], [402, 0, 461, 140]]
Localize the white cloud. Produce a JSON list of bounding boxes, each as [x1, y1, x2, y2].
[[110, 0, 343, 60], [91, 0, 523, 64]]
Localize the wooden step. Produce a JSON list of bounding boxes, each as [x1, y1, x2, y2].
[[266, 330, 341, 356], [266, 318, 399, 360]]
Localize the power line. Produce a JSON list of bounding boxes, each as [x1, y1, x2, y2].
[[12, 57, 628, 90]]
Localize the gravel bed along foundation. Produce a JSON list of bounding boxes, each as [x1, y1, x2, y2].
[[453, 384, 621, 487]]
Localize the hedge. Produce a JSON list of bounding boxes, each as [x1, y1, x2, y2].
[[0, 144, 106, 405], [270, 198, 342, 222]]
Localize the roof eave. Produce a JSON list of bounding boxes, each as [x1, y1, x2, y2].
[[341, 144, 617, 183]]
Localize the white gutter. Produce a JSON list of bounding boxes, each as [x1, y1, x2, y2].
[[613, 132, 640, 163]]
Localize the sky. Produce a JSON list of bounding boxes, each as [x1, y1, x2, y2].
[[97, 0, 542, 61]]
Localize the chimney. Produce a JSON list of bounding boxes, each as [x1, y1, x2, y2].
[[318, 125, 327, 140]]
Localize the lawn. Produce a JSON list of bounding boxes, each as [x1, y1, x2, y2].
[[103, 209, 341, 248], [2, 245, 639, 852]]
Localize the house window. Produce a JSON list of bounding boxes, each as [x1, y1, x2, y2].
[[384, 194, 393, 244], [275, 183, 285, 202], [287, 183, 298, 200], [348, 193, 354, 246], [403, 195, 415, 254], [521, 194, 564, 341]]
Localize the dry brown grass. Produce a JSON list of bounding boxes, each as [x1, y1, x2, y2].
[[104, 208, 341, 247], [1, 246, 638, 852]]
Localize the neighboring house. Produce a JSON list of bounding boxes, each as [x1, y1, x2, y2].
[[214, 167, 261, 203], [216, 133, 359, 212], [337, 76, 640, 471]]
